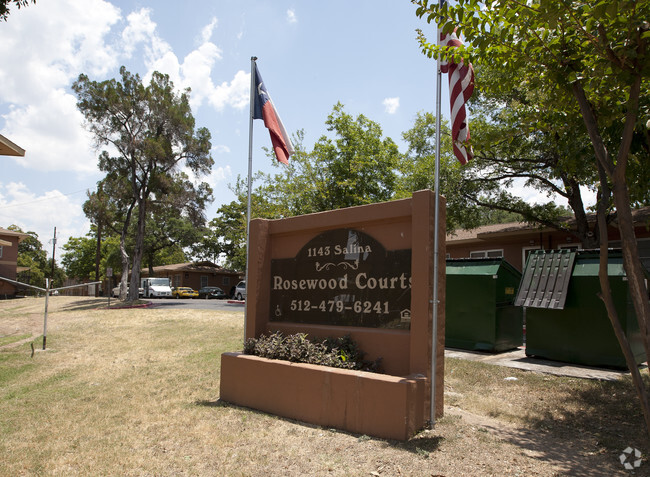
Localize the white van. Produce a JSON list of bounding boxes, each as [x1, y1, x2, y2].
[[141, 277, 172, 298]]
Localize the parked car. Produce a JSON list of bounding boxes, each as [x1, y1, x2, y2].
[[234, 280, 246, 300], [197, 286, 228, 299], [112, 284, 144, 298], [171, 287, 199, 299]]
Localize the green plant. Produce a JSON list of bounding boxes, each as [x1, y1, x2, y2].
[[243, 332, 382, 373]]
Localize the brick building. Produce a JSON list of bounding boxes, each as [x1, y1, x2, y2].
[[446, 207, 650, 272]]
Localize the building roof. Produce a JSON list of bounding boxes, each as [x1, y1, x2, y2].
[[446, 221, 547, 244], [0, 134, 25, 157], [143, 261, 241, 275], [0, 227, 31, 244], [447, 206, 650, 244]]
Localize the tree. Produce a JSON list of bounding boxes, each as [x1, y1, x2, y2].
[[62, 233, 122, 283], [453, 63, 608, 246], [205, 198, 248, 271], [0, 0, 35, 21], [307, 103, 400, 210], [61, 236, 98, 280], [9, 225, 49, 293], [396, 111, 483, 232], [415, 0, 650, 435], [141, 171, 212, 274], [260, 103, 401, 213], [73, 67, 213, 301], [199, 104, 402, 270]]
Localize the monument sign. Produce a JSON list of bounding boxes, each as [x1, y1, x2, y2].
[[270, 228, 411, 328]]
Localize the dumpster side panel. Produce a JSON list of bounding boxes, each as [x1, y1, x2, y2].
[[446, 274, 497, 350], [494, 305, 524, 352], [494, 262, 523, 351], [446, 259, 523, 352], [526, 275, 644, 368]]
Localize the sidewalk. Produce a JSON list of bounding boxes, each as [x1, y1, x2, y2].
[[445, 347, 646, 381]]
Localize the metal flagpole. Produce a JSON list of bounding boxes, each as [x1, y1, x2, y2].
[[244, 56, 257, 339], [430, 2, 443, 429], [43, 278, 49, 350]]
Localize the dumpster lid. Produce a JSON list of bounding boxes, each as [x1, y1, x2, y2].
[[515, 250, 576, 309], [446, 257, 517, 276]]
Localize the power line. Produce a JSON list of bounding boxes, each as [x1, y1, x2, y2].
[[0, 188, 89, 209]]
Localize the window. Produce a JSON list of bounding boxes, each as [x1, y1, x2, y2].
[[200, 276, 208, 288], [611, 238, 650, 274], [522, 246, 541, 269], [0, 245, 2, 258], [173, 274, 181, 287], [558, 244, 580, 251], [222, 276, 230, 286], [470, 249, 503, 259]]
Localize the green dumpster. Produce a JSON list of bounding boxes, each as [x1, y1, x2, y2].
[[518, 250, 645, 369], [446, 258, 523, 352]]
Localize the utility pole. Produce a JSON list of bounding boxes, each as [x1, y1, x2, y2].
[[51, 227, 57, 281]]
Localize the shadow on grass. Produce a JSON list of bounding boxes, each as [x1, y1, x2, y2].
[[56, 298, 154, 311], [195, 398, 444, 455], [469, 374, 648, 476], [391, 434, 444, 456], [195, 399, 227, 408], [57, 298, 111, 311]]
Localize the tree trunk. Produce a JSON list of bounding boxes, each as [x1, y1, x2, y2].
[[612, 174, 650, 364], [573, 78, 650, 437], [94, 222, 101, 297], [118, 201, 136, 301], [596, 194, 650, 436], [118, 238, 129, 301], [129, 196, 147, 301]]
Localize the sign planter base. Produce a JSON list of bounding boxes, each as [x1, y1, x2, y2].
[[220, 352, 427, 441]]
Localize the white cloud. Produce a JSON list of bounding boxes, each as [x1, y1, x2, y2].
[[0, 182, 87, 250], [0, 0, 120, 105], [0, 0, 121, 175], [287, 9, 297, 23], [208, 70, 250, 111], [206, 165, 232, 190], [121, 8, 158, 59], [180, 163, 231, 197], [181, 42, 224, 109], [199, 17, 218, 44], [0, 0, 250, 248], [383, 97, 400, 114], [2, 89, 97, 173], [126, 12, 246, 113]]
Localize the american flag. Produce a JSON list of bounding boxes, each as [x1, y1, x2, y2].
[[440, 29, 475, 165]]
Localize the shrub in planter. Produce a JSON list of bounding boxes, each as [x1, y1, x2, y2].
[[243, 332, 382, 373]]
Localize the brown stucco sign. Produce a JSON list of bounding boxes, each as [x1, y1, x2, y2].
[[270, 228, 411, 329], [220, 190, 446, 440]]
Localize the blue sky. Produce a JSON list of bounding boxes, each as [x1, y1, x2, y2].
[[0, 0, 559, 260]]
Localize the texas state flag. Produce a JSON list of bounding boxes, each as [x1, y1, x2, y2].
[[252, 67, 294, 164]]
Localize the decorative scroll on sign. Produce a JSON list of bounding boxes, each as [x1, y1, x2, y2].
[[270, 228, 412, 329]]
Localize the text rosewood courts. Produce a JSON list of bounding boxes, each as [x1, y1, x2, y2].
[[269, 229, 412, 328]]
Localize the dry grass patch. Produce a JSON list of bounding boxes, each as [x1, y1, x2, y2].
[[0, 296, 647, 476]]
